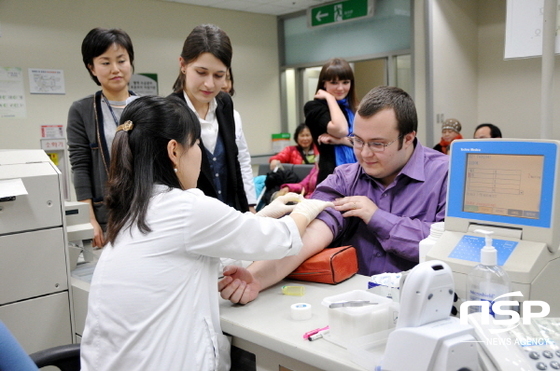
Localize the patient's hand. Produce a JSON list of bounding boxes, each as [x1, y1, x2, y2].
[[218, 265, 261, 304], [333, 195, 378, 224]]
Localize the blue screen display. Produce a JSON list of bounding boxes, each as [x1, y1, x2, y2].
[[447, 141, 557, 229]]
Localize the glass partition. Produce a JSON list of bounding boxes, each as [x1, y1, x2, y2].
[[282, 0, 411, 66]]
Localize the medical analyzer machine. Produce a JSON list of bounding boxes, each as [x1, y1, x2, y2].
[[427, 139, 560, 316]]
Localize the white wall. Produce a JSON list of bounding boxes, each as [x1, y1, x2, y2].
[[0, 0, 281, 155], [477, 0, 560, 140], [431, 0, 478, 145]]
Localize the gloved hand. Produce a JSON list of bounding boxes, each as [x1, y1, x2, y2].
[[291, 199, 334, 224], [256, 192, 303, 219]]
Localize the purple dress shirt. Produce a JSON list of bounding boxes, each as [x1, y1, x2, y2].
[[312, 140, 449, 276]]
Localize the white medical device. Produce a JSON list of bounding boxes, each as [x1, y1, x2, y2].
[[427, 139, 560, 316], [65, 201, 95, 268], [382, 260, 477, 371]]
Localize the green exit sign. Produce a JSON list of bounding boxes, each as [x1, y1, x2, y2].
[[308, 0, 374, 28]]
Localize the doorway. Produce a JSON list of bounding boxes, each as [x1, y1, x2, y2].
[[282, 55, 411, 137]]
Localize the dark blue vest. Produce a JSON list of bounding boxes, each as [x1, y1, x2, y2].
[[205, 135, 228, 203]]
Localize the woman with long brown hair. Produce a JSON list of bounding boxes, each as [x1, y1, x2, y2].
[[169, 24, 256, 212], [304, 58, 358, 183]]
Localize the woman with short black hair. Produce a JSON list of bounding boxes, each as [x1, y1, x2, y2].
[[67, 27, 138, 248]]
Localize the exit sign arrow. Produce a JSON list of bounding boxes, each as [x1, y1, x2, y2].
[[316, 10, 328, 22], [308, 0, 374, 28]]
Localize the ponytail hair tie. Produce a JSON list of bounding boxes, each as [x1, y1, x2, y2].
[[116, 120, 134, 132]]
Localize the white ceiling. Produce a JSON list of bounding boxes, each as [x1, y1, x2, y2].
[[161, 0, 333, 16]]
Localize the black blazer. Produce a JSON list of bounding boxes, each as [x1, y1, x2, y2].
[[168, 91, 249, 212]]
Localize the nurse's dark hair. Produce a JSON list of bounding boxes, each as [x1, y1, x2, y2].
[[172, 24, 233, 93], [357, 86, 417, 150], [105, 95, 200, 245], [81, 27, 135, 86], [315, 58, 358, 112]]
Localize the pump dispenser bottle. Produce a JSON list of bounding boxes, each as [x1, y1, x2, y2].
[[466, 229, 512, 315], [418, 222, 445, 263]]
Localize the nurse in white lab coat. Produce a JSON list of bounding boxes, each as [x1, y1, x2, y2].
[[80, 95, 332, 371]]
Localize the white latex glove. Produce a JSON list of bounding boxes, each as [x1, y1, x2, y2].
[[291, 199, 335, 224], [256, 192, 303, 219]]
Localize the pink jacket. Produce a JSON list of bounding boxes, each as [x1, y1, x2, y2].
[[281, 164, 319, 198]]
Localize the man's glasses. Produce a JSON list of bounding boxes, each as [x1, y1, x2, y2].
[[347, 135, 402, 152]]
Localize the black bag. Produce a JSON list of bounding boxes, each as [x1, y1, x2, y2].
[[262, 169, 299, 205]]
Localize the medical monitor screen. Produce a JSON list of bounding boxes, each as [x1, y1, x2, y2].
[[463, 154, 543, 220], [447, 140, 558, 229]]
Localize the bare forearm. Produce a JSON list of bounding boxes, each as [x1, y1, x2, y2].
[[79, 198, 104, 247], [325, 96, 349, 137], [248, 219, 333, 291]]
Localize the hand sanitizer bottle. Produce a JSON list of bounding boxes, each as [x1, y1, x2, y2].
[[466, 229, 512, 316]]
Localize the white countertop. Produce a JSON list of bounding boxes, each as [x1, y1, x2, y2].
[[219, 275, 381, 371]]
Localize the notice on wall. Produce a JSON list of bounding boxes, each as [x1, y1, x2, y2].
[[0, 67, 26, 118], [505, 0, 560, 59], [28, 68, 65, 94], [41, 125, 64, 138], [129, 73, 158, 96]]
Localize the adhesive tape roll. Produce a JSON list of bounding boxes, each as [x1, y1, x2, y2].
[[291, 303, 312, 320]]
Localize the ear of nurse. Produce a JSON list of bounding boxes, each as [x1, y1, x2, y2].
[[167, 137, 201, 190]]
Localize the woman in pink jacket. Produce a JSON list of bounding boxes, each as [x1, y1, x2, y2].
[[276, 162, 319, 199], [269, 124, 319, 170]]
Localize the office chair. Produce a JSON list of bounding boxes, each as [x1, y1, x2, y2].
[[29, 343, 80, 371]]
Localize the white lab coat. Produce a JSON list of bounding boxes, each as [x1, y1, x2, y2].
[[80, 185, 301, 371]]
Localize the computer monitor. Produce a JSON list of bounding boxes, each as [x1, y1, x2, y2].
[[445, 139, 560, 253], [426, 139, 560, 315]]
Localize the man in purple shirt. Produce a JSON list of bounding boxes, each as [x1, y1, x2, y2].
[[219, 86, 449, 304]]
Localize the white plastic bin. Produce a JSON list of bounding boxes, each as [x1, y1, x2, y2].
[[321, 290, 398, 345]]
